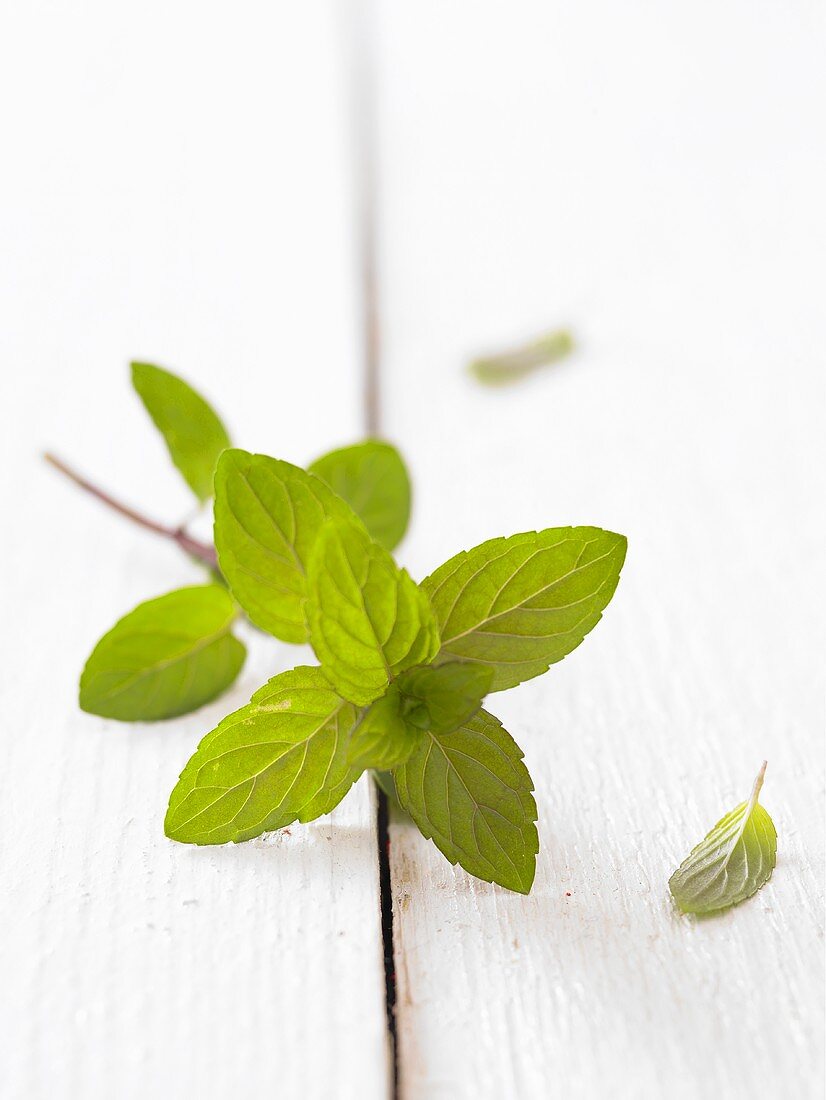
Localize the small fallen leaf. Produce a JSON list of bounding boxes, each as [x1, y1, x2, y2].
[[669, 761, 777, 915], [468, 328, 574, 386]]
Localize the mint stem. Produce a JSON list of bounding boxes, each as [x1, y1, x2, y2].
[[747, 760, 768, 812], [43, 451, 218, 568]]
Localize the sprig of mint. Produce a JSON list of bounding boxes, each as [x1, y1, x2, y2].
[[48, 362, 627, 894], [669, 762, 777, 915]]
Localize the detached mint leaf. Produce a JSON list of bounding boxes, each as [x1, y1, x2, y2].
[[80, 586, 245, 721], [309, 440, 411, 551], [131, 362, 230, 502], [214, 449, 353, 643], [307, 516, 440, 706], [397, 661, 493, 734], [422, 527, 627, 692], [669, 762, 777, 915], [468, 328, 574, 387], [393, 708, 538, 894], [348, 685, 424, 770], [165, 666, 361, 845]]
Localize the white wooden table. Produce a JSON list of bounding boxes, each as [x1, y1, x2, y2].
[[1, 3, 823, 1098]]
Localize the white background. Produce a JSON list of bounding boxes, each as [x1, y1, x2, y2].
[[1, 2, 824, 1098]]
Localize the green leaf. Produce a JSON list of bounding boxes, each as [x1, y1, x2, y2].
[[397, 661, 493, 734], [165, 666, 362, 845], [468, 328, 574, 386], [309, 440, 411, 551], [348, 685, 425, 770], [422, 527, 627, 692], [214, 449, 354, 643], [373, 769, 399, 802], [393, 708, 538, 893], [351, 661, 492, 773], [131, 362, 231, 502], [372, 770, 407, 817], [307, 516, 440, 706], [80, 586, 245, 721], [669, 762, 777, 915]]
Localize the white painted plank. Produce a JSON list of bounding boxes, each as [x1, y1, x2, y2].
[[376, 4, 825, 1097], [0, 5, 389, 1098]]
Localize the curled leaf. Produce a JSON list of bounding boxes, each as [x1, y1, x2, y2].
[[396, 661, 492, 734], [469, 329, 573, 386], [347, 685, 424, 770]]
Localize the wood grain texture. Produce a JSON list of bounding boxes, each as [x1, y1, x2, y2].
[[0, 3, 389, 1097], [375, 3, 826, 1097]]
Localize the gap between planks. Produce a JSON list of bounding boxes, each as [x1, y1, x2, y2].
[[346, 0, 400, 1094]]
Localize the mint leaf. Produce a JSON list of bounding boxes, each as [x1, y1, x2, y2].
[[348, 685, 424, 769], [393, 708, 538, 893], [469, 328, 574, 386], [165, 666, 361, 845], [372, 770, 406, 814], [214, 449, 354, 643], [309, 440, 411, 551], [80, 586, 245, 721], [307, 516, 440, 706], [131, 362, 231, 502], [397, 661, 493, 734], [669, 762, 777, 915], [422, 527, 627, 692], [351, 662, 492, 772]]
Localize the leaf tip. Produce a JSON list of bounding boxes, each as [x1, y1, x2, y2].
[[130, 360, 159, 386], [513, 859, 537, 895], [611, 530, 629, 557]]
